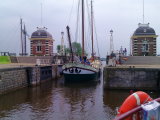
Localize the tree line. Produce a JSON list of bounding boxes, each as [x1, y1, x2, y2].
[[57, 42, 85, 56]]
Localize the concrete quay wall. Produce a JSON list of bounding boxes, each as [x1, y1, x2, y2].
[[0, 65, 60, 94], [103, 67, 160, 90]]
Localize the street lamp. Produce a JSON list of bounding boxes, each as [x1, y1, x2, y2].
[[110, 29, 113, 35], [61, 32, 64, 55], [110, 29, 114, 54]]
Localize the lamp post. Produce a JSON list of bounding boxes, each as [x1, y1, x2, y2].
[[61, 31, 64, 55], [110, 29, 114, 54]]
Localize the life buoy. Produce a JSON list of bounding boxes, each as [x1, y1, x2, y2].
[[117, 91, 152, 120]]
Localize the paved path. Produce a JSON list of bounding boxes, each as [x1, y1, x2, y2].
[[124, 56, 160, 65], [1, 63, 160, 70], [106, 64, 160, 68], [0, 63, 36, 69], [0, 63, 58, 69]]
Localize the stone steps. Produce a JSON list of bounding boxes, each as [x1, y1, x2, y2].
[[10, 56, 18, 63], [123, 56, 160, 65]]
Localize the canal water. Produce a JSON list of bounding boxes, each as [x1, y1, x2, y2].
[[0, 64, 159, 120]]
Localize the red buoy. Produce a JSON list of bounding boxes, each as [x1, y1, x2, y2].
[[117, 91, 152, 120]]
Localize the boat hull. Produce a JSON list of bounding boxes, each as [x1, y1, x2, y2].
[[62, 62, 98, 82], [63, 72, 98, 82]]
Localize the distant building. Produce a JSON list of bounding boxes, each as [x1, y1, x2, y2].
[[30, 27, 54, 56], [131, 23, 158, 56]]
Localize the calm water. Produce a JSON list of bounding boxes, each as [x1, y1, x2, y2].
[[0, 65, 159, 120]]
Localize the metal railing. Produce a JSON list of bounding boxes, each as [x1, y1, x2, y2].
[[114, 98, 160, 120]]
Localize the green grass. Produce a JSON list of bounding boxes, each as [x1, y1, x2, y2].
[[0, 56, 11, 64]]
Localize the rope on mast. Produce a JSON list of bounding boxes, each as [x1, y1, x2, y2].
[[67, 0, 75, 25], [75, 0, 80, 43]]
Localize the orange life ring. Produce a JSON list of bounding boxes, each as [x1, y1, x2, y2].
[[117, 91, 152, 120]]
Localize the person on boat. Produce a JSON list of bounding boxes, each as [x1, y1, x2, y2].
[[86, 59, 90, 65], [106, 55, 109, 65], [119, 55, 122, 65], [79, 56, 82, 62], [81, 56, 90, 65], [83, 56, 87, 63], [124, 48, 127, 56]]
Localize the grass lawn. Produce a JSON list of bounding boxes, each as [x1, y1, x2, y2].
[[0, 56, 11, 64]]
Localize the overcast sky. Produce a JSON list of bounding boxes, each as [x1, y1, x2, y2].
[[0, 0, 160, 57]]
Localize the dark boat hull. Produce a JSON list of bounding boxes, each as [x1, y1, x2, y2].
[[62, 62, 99, 83], [63, 72, 98, 83]]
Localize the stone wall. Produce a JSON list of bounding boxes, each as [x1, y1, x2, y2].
[[52, 65, 58, 79], [17, 56, 53, 64], [27, 67, 41, 86], [26, 65, 61, 86], [15, 56, 70, 64], [0, 65, 61, 94], [103, 67, 160, 90], [0, 68, 28, 94], [11, 56, 70, 64]]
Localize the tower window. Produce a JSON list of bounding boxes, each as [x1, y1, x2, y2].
[[37, 46, 42, 51], [142, 44, 149, 52]]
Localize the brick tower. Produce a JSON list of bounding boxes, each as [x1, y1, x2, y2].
[[131, 23, 158, 56], [30, 27, 54, 56]]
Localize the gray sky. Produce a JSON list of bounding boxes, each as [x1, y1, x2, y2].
[[0, 0, 160, 57]]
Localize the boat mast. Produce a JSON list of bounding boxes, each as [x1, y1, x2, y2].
[[24, 24, 27, 55], [66, 26, 74, 63], [20, 18, 23, 56], [143, 0, 144, 24], [82, 0, 85, 57], [91, 0, 94, 58]]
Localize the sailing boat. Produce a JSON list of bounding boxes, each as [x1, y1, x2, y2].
[[89, 0, 101, 74], [62, 0, 99, 82]]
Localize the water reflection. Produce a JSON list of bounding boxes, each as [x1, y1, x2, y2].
[[103, 89, 160, 111], [103, 90, 130, 110], [1, 74, 159, 120], [0, 81, 55, 120], [0, 77, 116, 120]]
